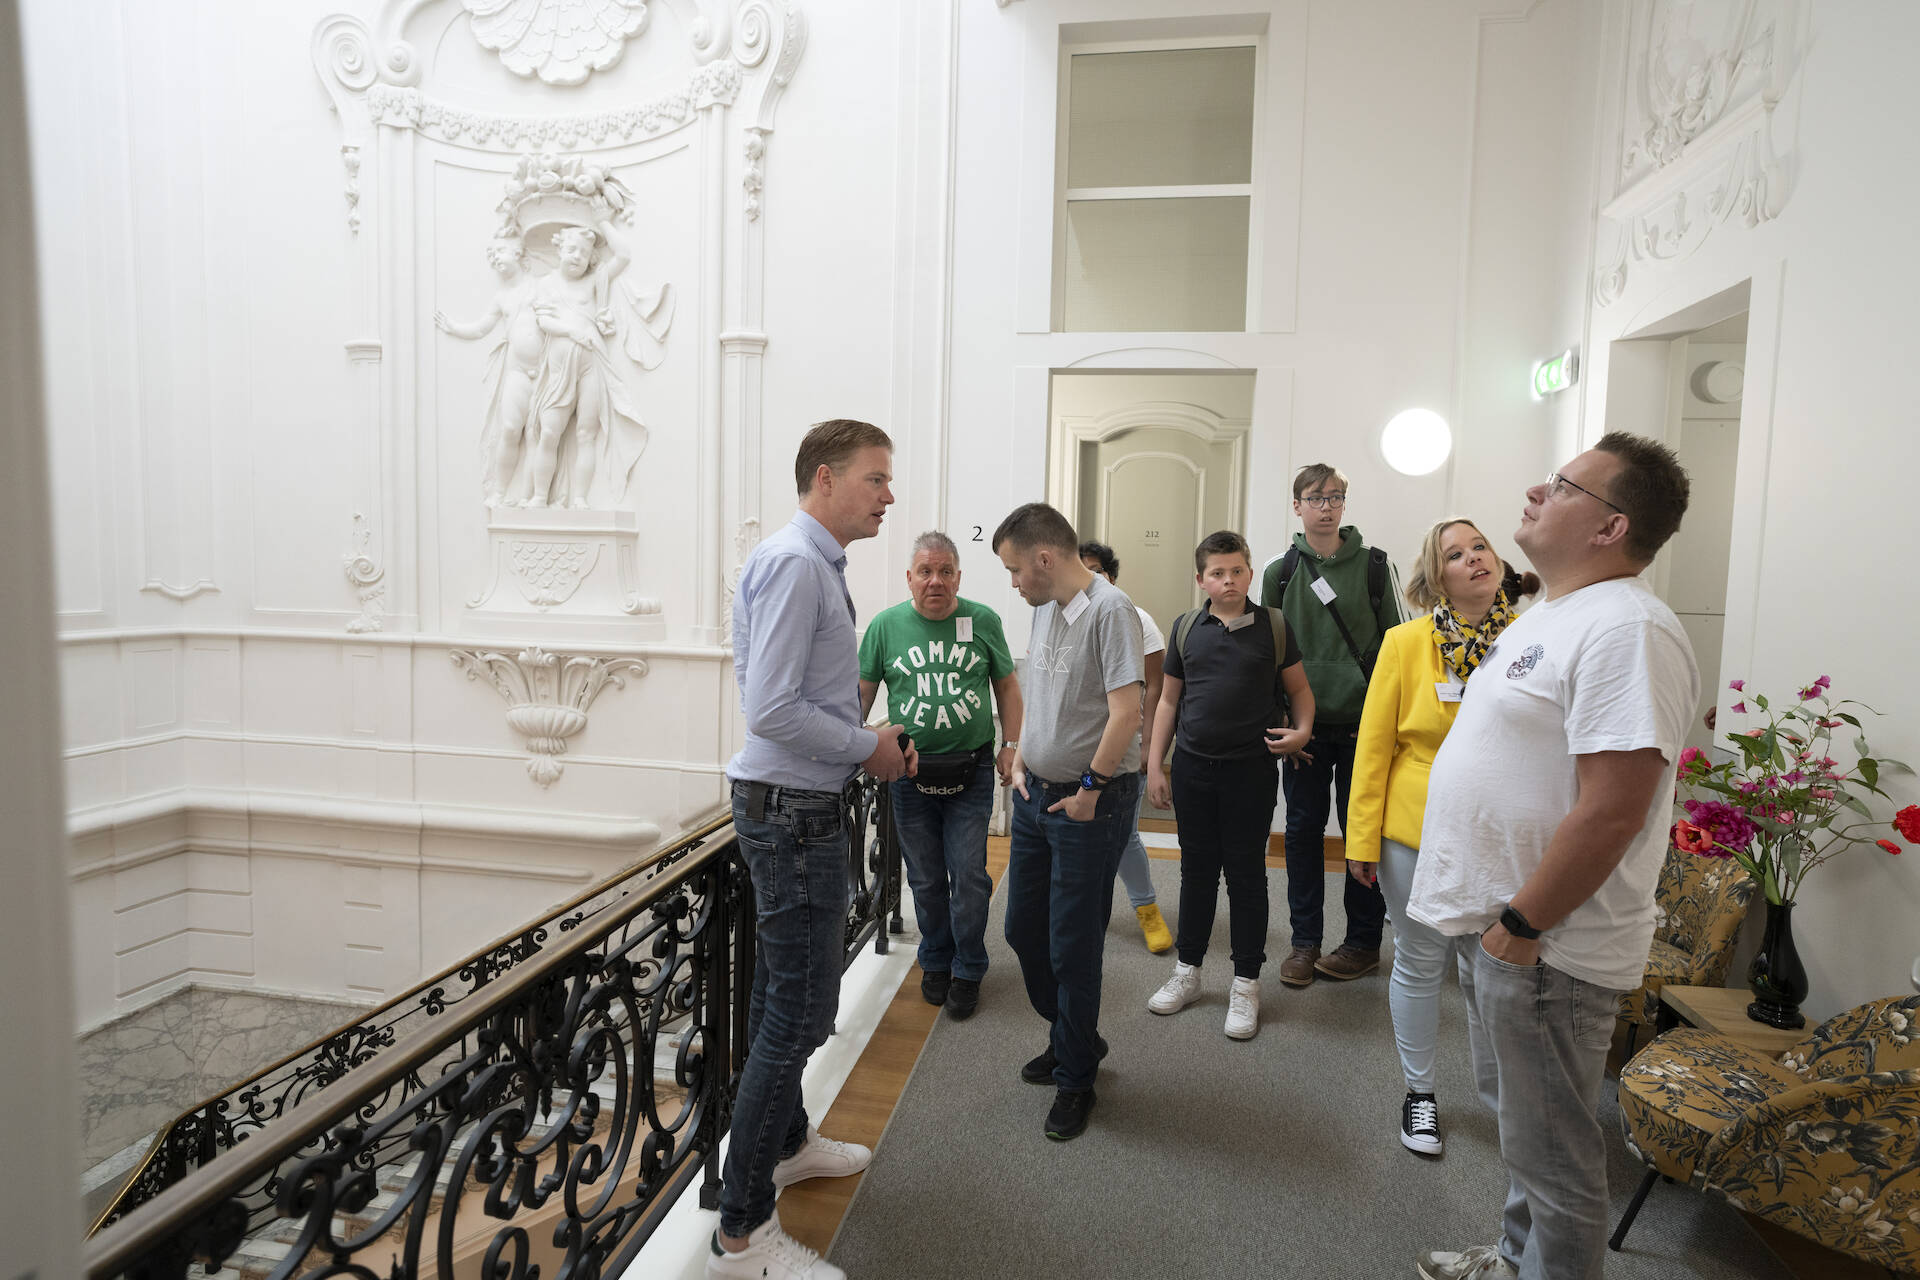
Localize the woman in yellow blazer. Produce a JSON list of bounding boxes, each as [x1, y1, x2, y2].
[[1345, 518, 1537, 1158]]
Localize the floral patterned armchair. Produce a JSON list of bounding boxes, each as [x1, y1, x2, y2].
[[1618, 843, 1756, 1034], [1614, 995, 1920, 1270]]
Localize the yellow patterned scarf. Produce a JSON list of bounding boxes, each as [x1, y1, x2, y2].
[[1432, 588, 1517, 682]]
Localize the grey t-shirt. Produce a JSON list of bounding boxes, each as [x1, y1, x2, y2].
[[1019, 574, 1145, 783]]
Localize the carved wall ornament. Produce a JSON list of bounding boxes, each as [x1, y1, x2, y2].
[[363, 61, 739, 151], [719, 517, 761, 644], [460, 0, 651, 87], [742, 129, 766, 220], [436, 153, 675, 513], [508, 539, 597, 606], [341, 144, 363, 234], [450, 646, 647, 786], [344, 511, 389, 633]]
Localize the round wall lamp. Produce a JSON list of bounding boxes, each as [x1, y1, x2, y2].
[[1380, 408, 1452, 476]]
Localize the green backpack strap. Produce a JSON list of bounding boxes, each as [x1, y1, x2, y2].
[[1264, 606, 1288, 674], [1171, 607, 1205, 669]]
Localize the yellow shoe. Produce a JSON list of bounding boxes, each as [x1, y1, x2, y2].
[[1136, 904, 1173, 954]]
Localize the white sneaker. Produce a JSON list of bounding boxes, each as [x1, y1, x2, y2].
[[1415, 1244, 1517, 1279], [708, 1212, 845, 1280], [770, 1126, 872, 1189], [1148, 961, 1202, 1015], [1224, 976, 1260, 1040]]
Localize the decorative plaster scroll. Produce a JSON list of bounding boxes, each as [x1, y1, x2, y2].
[[341, 144, 363, 233], [344, 511, 388, 633], [1595, 95, 1787, 306], [449, 646, 647, 787], [460, 0, 651, 87], [364, 61, 739, 150], [719, 517, 760, 645], [1621, 1, 1784, 183]]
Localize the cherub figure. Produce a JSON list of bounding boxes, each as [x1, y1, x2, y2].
[[522, 220, 650, 509], [435, 236, 544, 507]]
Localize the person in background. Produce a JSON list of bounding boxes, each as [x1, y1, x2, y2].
[[1261, 463, 1402, 987], [993, 503, 1145, 1142], [1078, 539, 1173, 955], [1414, 434, 1696, 1280], [1144, 531, 1313, 1040], [1345, 518, 1537, 1158], [859, 530, 1023, 1021]]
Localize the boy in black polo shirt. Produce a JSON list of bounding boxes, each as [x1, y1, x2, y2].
[[1143, 531, 1315, 1040]]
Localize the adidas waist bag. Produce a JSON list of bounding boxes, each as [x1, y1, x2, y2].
[[910, 744, 993, 797]]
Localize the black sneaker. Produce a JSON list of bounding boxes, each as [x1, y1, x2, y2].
[[946, 977, 981, 1020], [1401, 1090, 1443, 1156], [1019, 1035, 1109, 1085], [1044, 1087, 1097, 1141], [921, 969, 950, 1006]]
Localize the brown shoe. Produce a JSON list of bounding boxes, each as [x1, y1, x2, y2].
[[1279, 945, 1320, 987], [1314, 944, 1381, 980]]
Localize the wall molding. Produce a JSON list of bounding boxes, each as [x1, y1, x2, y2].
[[56, 625, 729, 660], [68, 786, 664, 850]]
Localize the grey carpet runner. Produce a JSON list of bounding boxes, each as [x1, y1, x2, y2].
[[827, 863, 1790, 1279]]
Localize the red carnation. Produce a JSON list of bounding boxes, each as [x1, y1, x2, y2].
[[1878, 839, 1903, 856], [1896, 806, 1920, 844]]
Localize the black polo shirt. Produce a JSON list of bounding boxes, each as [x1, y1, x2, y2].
[[1162, 602, 1303, 760]]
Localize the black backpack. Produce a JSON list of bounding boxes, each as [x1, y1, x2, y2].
[[1266, 544, 1391, 680]]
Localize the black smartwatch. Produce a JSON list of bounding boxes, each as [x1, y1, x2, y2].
[[1499, 903, 1542, 940], [1079, 768, 1112, 792]]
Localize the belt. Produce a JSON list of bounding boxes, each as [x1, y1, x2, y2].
[[1027, 774, 1081, 794], [731, 777, 856, 823]]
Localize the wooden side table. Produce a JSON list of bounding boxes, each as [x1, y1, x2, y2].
[[1657, 983, 1807, 1056]]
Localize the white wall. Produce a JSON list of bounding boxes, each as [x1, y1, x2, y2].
[[1575, 0, 1920, 1017]]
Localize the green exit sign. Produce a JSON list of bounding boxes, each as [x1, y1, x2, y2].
[[1533, 349, 1579, 398]]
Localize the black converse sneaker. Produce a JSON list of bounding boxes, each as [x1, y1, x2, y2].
[[1401, 1090, 1443, 1156]]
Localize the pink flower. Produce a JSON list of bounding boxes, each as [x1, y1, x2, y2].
[[1815, 675, 1832, 690], [1728, 679, 1746, 692], [1731, 701, 1748, 713], [1743, 728, 1766, 738], [1782, 770, 1805, 785], [1677, 747, 1708, 775], [1810, 787, 1835, 801], [1684, 799, 1759, 853], [1818, 717, 1844, 729], [1672, 820, 1718, 855]]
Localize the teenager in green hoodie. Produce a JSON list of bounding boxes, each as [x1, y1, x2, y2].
[[1261, 463, 1402, 987]]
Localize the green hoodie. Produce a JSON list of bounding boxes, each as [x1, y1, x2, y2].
[[1260, 525, 1401, 726]]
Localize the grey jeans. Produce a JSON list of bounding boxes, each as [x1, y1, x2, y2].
[[1454, 934, 1623, 1280]]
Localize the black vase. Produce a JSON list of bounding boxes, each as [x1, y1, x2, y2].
[[1747, 899, 1809, 1030]]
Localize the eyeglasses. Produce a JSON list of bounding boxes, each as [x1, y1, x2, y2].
[[1544, 472, 1623, 513], [1299, 493, 1347, 510]]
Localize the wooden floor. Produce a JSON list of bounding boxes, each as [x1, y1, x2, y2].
[[774, 834, 1889, 1280]]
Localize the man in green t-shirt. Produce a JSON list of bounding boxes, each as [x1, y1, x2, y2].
[[859, 531, 1023, 1021]]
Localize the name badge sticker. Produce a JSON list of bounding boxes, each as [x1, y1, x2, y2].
[[1310, 577, 1338, 605], [1435, 682, 1464, 703], [956, 616, 973, 642]]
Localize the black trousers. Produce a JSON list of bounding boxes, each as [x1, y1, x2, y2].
[[1170, 747, 1281, 979]]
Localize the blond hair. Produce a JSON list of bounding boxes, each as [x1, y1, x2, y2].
[[1403, 518, 1530, 611]]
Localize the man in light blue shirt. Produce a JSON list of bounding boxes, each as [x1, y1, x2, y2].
[[712, 419, 915, 1280]]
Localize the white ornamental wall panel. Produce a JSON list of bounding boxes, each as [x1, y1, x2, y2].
[[1594, 0, 1806, 307], [313, 0, 806, 647]]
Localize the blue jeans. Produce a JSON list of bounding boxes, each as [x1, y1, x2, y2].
[[1004, 771, 1139, 1091], [890, 762, 995, 982], [1280, 728, 1386, 950], [1455, 935, 1623, 1280], [719, 781, 850, 1239], [1114, 780, 1158, 909]]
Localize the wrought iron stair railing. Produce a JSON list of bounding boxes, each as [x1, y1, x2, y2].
[[83, 780, 901, 1279]]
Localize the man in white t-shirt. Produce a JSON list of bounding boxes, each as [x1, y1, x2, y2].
[[1412, 433, 1698, 1280]]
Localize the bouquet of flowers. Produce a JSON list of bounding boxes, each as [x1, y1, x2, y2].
[[1672, 675, 1917, 905]]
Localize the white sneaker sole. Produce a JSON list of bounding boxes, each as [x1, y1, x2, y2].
[[1224, 1022, 1257, 1040], [1400, 1130, 1444, 1156]]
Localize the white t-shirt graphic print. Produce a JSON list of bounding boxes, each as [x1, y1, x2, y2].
[[1407, 576, 1699, 991]]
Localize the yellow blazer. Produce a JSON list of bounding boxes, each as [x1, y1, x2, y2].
[[1345, 616, 1464, 863]]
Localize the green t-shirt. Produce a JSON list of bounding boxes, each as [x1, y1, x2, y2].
[[858, 598, 1015, 754]]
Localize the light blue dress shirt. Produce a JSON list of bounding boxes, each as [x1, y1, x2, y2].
[[726, 511, 880, 791]]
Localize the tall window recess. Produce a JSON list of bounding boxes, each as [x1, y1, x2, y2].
[[1055, 39, 1260, 333]]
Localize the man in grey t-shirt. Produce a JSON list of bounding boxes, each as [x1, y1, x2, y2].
[[991, 503, 1144, 1142]]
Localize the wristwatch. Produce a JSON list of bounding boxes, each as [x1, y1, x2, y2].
[[1001, 739, 1018, 749], [1499, 903, 1542, 940], [1079, 768, 1112, 792]]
